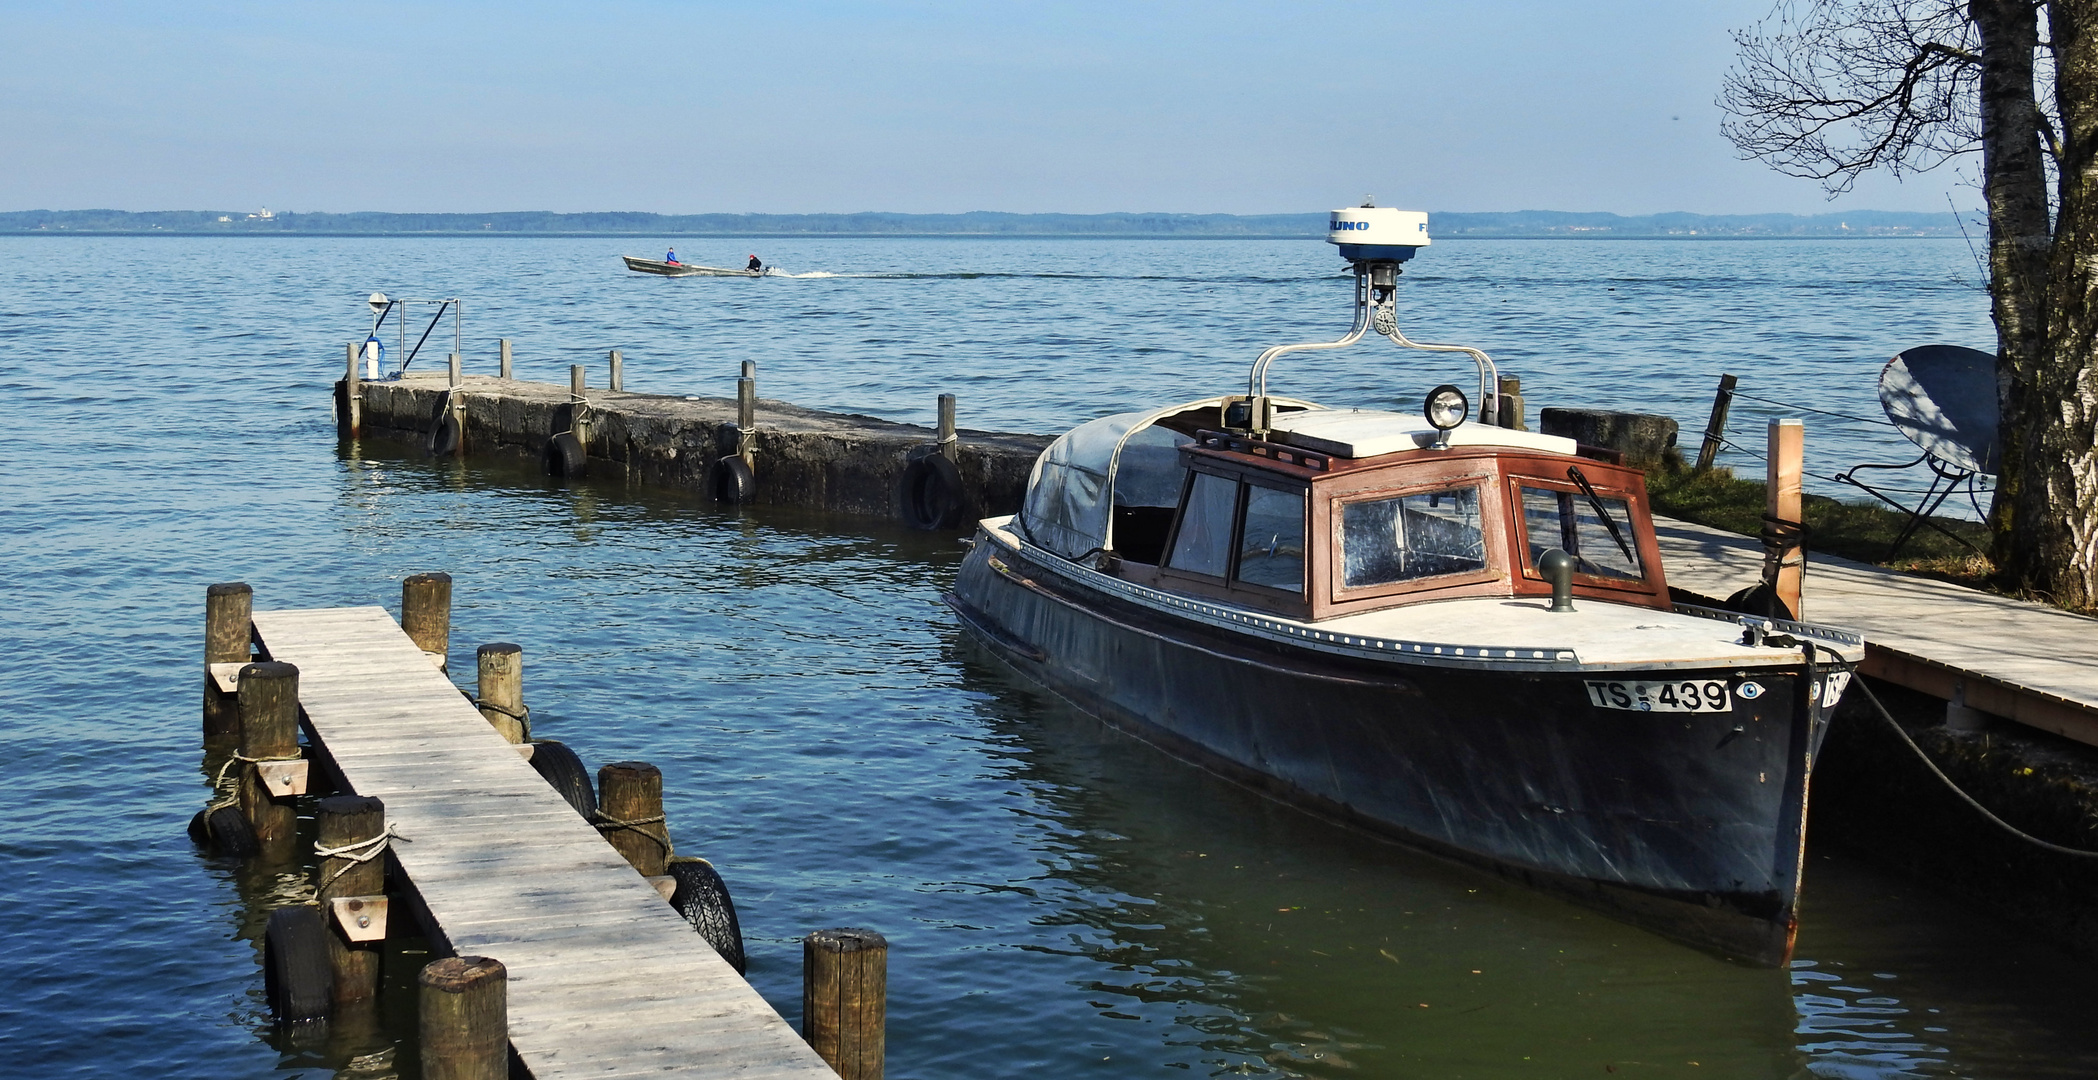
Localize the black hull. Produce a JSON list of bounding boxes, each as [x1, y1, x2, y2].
[[948, 538, 1842, 966]]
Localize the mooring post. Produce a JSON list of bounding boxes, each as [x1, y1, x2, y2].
[[596, 761, 671, 876], [498, 338, 512, 380], [1768, 418, 1805, 617], [1696, 373, 1738, 473], [316, 795, 387, 1003], [803, 928, 887, 1080], [570, 364, 590, 450], [204, 582, 253, 741], [737, 363, 757, 468], [937, 393, 958, 463], [419, 956, 508, 1080], [448, 351, 461, 388], [475, 643, 526, 743], [341, 342, 363, 439], [1496, 375, 1525, 431], [401, 572, 452, 672], [609, 349, 623, 392], [236, 661, 301, 850]]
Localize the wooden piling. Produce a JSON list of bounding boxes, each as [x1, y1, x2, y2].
[[342, 342, 363, 439], [475, 643, 526, 743], [609, 349, 623, 392], [1695, 373, 1738, 473], [401, 572, 452, 671], [316, 795, 387, 1003], [419, 956, 509, 1080], [498, 339, 512, 380], [937, 393, 958, 462], [1496, 375, 1525, 431], [570, 365, 590, 450], [448, 351, 461, 388], [237, 661, 301, 848], [1768, 418, 1805, 617], [803, 928, 887, 1080], [596, 761, 671, 876], [204, 582, 253, 740], [737, 371, 757, 468]]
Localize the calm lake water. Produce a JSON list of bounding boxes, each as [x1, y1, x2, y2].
[[4, 234, 2091, 1079]]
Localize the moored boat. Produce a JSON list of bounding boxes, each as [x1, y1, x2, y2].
[[621, 255, 763, 277], [945, 205, 1862, 965]]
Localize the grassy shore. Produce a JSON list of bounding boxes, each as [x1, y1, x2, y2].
[[1646, 465, 2006, 597]]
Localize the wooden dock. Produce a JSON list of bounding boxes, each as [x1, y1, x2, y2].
[[249, 605, 836, 1080], [1654, 515, 2098, 748]]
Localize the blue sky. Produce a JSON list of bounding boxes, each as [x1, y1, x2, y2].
[[1, 1, 1971, 216]]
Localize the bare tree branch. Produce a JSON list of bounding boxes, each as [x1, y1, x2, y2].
[[1719, 0, 1983, 193]]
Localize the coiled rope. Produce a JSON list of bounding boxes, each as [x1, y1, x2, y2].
[[316, 823, 410, 891], [591, 811, 670, 854], [468, 696, 531, 740], [204, 750, 303, 811]]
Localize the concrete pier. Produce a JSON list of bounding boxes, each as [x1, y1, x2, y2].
[[344, 372, 1051, 526]]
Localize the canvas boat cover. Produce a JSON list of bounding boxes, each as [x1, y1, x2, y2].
[[1018, 397, 1323, 561]]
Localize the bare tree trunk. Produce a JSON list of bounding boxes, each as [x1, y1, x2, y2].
[[1974, 0, 2053, 560], [2018, 0, 2098, 608]]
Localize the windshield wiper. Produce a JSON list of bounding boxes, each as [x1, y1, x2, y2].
[[1566, 465, 1635, 562]]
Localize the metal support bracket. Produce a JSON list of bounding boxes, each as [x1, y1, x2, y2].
[[330, 895, 389, 942], [208, 662, 246, 693], [256, 758, 309, 797]]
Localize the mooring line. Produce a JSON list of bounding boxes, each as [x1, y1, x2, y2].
[[1854, 678, 2098, 858]]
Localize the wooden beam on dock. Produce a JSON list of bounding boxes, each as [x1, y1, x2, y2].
[[1654, 515, 2098, 749], [249, 605, 834, 1080]]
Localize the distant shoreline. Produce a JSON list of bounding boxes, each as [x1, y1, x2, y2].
[[0, 230, 1974, 241], [0, 208, 1975, 239]]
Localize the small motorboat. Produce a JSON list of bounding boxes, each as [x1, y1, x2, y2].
[[621, 256, 763, 277], [946, 205, 1863, 966]]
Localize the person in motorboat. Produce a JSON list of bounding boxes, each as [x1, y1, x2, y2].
[[665, 248, 680, 265], [747, 254, 763, 274]]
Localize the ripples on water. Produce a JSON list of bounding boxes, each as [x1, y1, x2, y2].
[[2, 235, 2091, 1078]]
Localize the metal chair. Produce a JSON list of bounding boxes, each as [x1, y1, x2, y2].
[[1835, 344, 1999, 560]]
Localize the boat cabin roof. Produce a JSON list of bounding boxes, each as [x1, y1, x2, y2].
[[1015, 398, 1670, 622], [1267, 408, 1577, 458]]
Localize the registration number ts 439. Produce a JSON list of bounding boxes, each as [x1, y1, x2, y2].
[[1584, 679, 1732, 713]]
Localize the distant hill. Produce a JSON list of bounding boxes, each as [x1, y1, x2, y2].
[[0, 208, 1970, 237]]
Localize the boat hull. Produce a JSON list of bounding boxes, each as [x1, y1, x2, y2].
[[948, 534, 1840, 966], [621, 256, 760, 277]]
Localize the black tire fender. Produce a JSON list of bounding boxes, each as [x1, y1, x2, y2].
[[264, 905, 334, 1023], [528, 739, 597, 819], [546, 431, 587, 478], [899, 452, 964, 530], [667, 857, 748, 974], [193, 804, 259, 857], [1724, 582, 1797, 621], [428, 410, 461, 455], [714, 455, 755, 504]]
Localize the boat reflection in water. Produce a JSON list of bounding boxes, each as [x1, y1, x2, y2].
[[949, 645, 1805, 1076], [946, 206, 1863, 966]]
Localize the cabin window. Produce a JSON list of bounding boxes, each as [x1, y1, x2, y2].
[[1519, 486, 1643, 580], [1235, 485, 1306, 593], [1167, 472, 1238, 577], [1338, 486, 1486, 588]]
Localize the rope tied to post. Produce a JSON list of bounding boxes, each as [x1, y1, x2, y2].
[[590, 810, 671, 853], [315, 823, 411, 891], [204, 750, 304, 811], [1758, 512, 1805, 587]]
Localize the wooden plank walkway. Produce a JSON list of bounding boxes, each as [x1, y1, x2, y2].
[[1654, 516, 2098, 748], [250, 606, 836, 1080]]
